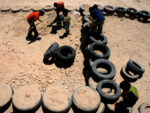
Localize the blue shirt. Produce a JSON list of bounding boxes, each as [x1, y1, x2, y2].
[[90, 9, 105, 21]]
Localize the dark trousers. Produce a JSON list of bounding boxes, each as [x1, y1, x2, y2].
[[27, 21, 38, 37], [56, 7, 65, 16]]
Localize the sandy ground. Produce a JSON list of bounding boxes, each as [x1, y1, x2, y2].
[[0, 0, 150, 113]]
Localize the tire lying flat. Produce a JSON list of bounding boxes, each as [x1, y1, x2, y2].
[[89, 42, 110, 60], [88, 34, 108, 45], [73, 86, 101, 113], [1, 8, 10, 12], [97, 80, 121, 104], [83, 15, 93, 24], [104, 5, 115, 15], [12, 85, 42, 113], [22, 6, 32, 12], [82, 11, 90, 16], [91, 59, 116, 82], [88, 77, 98, 90], [0, 83, 13, 112], [126, 8, 139, 18], [115, 7, 126, 17], [80, 4, 91, 12], [97, 102, 105, 113], [42, 87, 72, 113], [32, 6, 43, 12], [138, 103, 150, 113], [138, 10, 150, 20], [11, 7, 22, 13], [43, 5, 53, 12]]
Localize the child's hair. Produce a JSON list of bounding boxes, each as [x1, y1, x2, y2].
[[39, 11, 45, 16], [54, 2, 57, 7], [120, 81, 131, 91], [93, 4, 98, 9], [63, 9, 68, 16], [89, 7, 93, 12]]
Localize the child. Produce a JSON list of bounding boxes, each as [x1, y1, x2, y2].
[[120, 81, 139, 107], [54, 1, 65, 17], [27, 11, 44, 37], [62, 9, 71, 37], [89, 5, 105, 34]]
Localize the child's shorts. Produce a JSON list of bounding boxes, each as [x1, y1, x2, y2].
[[63, 23, 70, 30]]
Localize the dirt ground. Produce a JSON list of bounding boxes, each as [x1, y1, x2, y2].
[[0, 0, 150, 113]]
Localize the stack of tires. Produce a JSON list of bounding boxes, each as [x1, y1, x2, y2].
[[43, 42, 76, 68], [120, 59, 145, 82]]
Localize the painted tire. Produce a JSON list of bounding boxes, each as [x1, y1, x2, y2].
[[73, 86, 101, 113], [0, 83, 13, 112], [42, 87, 72, 113], [12, 85, 42, 113]]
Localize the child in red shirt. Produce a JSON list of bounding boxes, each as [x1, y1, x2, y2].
[[27, 11, 44, 37]]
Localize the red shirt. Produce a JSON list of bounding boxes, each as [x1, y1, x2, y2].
[[56, 1, 64, 8], [27, 12, 39, 22]]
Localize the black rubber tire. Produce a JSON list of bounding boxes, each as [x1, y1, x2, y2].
[[138, 103, 150, 113], [42, 87, 72, 113], [11, 8, 22, 13], [126, 8, 139, 18], [1, 8, 10, 12], [0, 83, 13, 112], [97, 80, 121, 104], [12, 85, 42, 113], [43, 5, 53, 12], [104, 5, 115, 15], [89, 42, 110, 60], [88, 34, 108, 45], [32, 7, 43, 12], [120, 65, 140, 82], [79, 4, 91, 12], [22, 6, 32, 12], [83, 15, 92, 24], [88, 77, 98, 90], [91, 59, 116, 82], [72, 86, 101, 113], [56, 46, 76, 65], [82, 11, 90, 16], [138, 10, 150, 20], [98, 4, 104, 12], [81, 22, 92, 50], [88, 77, 112, 94], [44, 42, 59, 60], [127, 60, 145, 78], [97, 103, 105, 113], [82, 21, 92, 33], [115, 7, 126, 17]]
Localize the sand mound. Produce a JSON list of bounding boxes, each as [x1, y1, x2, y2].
[[0, 83, 13, 107], [73, 86, 100, 110], [43, 87, 71, 112], [13, 85, 41, 110]]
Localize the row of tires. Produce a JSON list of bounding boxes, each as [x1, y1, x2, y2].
[[0, 83, 118, 113], [80, 4, 150, 22], [1, 83, 148, 113], [0, 5, 53, 13], [80, 12, 122, 107]]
